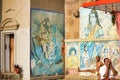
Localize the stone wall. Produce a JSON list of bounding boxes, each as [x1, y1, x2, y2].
[[0, 0, 2, 22], [65, 0, 92, 39]]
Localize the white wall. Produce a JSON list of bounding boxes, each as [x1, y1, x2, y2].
[[16, 28, 30, 80], [2, 0, 30, 80]]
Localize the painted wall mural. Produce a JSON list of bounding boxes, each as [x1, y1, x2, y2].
[[65, 42, 79, 75], [30, 9, 64, 77], [80, 7, 119, 39], [66, 42, 79, 69], [79, 41, 120, 76]]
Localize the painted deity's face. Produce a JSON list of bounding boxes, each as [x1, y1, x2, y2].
[[71, 50, 75, 56], [84, 46, 87, 51], [89, 13, 97, 25]]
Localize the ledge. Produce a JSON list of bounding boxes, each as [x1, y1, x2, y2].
[[1, 72, 23, 80]]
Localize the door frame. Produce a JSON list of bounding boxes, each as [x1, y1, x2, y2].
[[1, 30, 16, 72]]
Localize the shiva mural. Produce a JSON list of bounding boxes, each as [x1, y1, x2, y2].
[[80, 41, 103, 70], [30, 9, 64, 77], [79, 41, 120, 76], [80, 7, 119, 39]]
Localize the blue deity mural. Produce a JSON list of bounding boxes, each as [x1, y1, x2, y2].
[[30, 9, 64, 77], [80, 41, 104, 69]]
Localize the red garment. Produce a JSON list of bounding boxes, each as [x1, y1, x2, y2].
[[115, 12, 120, 36]]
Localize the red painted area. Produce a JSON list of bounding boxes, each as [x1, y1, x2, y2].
[[82, 0, 120, 7]]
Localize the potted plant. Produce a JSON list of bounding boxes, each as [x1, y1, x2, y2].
[[14, 64, 22, 74]]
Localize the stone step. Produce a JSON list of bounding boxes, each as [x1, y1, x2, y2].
[[0, 73, 23, 80]]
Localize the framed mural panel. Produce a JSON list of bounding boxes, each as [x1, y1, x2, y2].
[[79, 7, 119, 39], [79, 40, 120, 77], [65, 42, 79, 74], [78, 7, 120, 79], [30, 9, 64, 78]]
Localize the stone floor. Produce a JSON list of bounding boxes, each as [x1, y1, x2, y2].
[[30, 75, 120, 80]]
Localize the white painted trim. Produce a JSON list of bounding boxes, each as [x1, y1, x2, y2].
[[1, 30, 16, 72]]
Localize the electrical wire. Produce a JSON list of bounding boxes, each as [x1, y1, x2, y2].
[[13, 0, 29, 18]]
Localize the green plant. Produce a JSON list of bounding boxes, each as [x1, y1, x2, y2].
[[14, 64, 22, 74]]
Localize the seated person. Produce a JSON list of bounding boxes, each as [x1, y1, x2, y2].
[[99, 58, 118, 80], [78, 55, 103, 80]]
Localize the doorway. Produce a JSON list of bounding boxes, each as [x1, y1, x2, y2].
[[1, 31, 15, 72]]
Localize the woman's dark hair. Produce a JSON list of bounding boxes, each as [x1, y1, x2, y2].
[[89, 9, 102, 27], [96, 55, 100, 59], [104, 58, 109, 62], [69, 47, 76, 55]]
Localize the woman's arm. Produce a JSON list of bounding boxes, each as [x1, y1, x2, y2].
[[78, 67, 96, 73], [110, 64, 118, 76]]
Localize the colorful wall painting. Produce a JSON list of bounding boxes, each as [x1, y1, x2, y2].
[[66, 42, 79, 69], [80, 7, 119, 39], [79, 40, 120, 76], [30, 9, 64, 77]]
